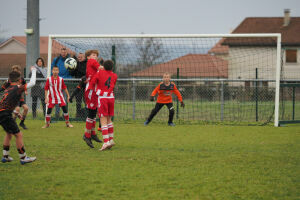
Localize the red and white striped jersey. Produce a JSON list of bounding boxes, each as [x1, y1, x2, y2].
[[44, 76, 67, 104]]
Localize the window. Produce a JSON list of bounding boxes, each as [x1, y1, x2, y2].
[[286, 49, 297, 63]]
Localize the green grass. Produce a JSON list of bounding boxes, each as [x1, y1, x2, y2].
[[0, 120, 299, 200]]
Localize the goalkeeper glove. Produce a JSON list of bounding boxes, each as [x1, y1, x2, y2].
[[150, 96, 155, 101], [180, 101, 185, 108]]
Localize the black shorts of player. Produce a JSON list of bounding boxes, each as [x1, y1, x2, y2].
[[0, 110, 20, 134], [19, 101, 26, 107]]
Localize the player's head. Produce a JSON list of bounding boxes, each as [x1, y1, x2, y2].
[[52, 66, 59, 77], [9, 71, 21, 83], [77, 53, 85, 62], [11, 65, 21, 73], [103, 60, 114, 71], [36, 57, 45, 67], [60, 47, 68, 58], [85, 50, 99, 60], [163, 72, 171, 84]]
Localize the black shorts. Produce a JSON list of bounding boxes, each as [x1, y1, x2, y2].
[[0, 111, 20, 134], [19, 101, 26, 107]]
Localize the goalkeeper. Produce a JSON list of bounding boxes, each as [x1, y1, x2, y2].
[[144, 72, 184, 126]]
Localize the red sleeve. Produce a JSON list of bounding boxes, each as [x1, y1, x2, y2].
[[91, 59, 100, 70], [44, 78, 49, 90], [107, 73, 118, 95], [151, 83, 160, 96], [173, 83, 183, 102], [61, 79, 67, 90]]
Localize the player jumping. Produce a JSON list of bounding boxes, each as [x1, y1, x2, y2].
[[82, 50, 102, 148], [144, 72, 185, 126], [88, 60, 118, 151], [0, 66, 37, 164]]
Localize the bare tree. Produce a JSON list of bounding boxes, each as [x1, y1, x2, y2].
[[136, 37, 165, 69]]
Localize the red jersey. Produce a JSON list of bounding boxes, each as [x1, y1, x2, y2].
[[151, 82, 182, 103], [86, 59, 100, 83], [89, 70, 118, 98], [45, 76, 67, 105]]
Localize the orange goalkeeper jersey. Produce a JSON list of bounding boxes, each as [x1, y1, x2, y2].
[[151, 82, 183, 104]]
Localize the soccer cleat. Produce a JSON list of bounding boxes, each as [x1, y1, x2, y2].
[[1, 156, 14, 163], [107, 140, 115, 149], [66, 123, 73, 128], [168, 122, 176, 126], [19, 122, 28, 130], [82, 135, 94, 148], [144, 120, 150, 126], [91, 134, 102, 143], [42, 124, 50, 128], [99, 143, 110, 151], [20, 156, 36, 165]]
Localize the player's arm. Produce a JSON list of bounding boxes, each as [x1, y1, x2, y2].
[[44, 78, 49, 104], [25, 66, 37, 89], [64, 88, 70, 103], [150, 84, 160, 101], [173, 84, 185, 108]]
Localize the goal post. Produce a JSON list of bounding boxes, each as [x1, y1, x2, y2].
[[47, 33, 283, 126]]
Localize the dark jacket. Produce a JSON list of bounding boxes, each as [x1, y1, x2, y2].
[[68, 60, 87, 78]]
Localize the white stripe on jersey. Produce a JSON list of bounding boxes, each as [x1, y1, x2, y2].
[[48, 78, 56, 104]]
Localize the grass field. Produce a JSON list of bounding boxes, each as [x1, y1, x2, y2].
[[0, 120, 299, 200]]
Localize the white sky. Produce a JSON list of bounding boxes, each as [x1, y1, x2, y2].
[[0, 0, 300, 37]]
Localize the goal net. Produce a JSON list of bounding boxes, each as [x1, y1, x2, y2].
[[47, 34, 283, 126]]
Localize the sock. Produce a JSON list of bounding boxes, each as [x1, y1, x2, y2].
[[3, 145, 10, 158], [101, 126, 109, 143], [91, 118, 96, 136], [85, 118, 93, 138], [107, 123, 114, 141], [63, 113, 70, 124], [17, 146, 26, 159], [46, 114, 51, 125], [21, 116, 26, 123]]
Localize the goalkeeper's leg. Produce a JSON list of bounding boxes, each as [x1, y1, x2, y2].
[[145, 103, 164, 125]]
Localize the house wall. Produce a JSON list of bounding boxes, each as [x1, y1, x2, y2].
[[0, 41, 26, 54], [281, 47, 300, 80]]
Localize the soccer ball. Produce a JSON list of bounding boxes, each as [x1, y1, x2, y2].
[[64, 58, 77, 70]]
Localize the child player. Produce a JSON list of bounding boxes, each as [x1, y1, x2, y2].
[[88, 60, 117, 151], [82, 50, 102, 148], [0, 65, 29, 129], [144, 72, 185, 126], [0, 66, 37, 164], [43, 66, 73, 128]]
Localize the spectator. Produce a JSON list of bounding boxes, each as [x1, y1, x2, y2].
[[51, 47, 71, 119], [30, 58, 47, 118], [69, 53, 87, 118]]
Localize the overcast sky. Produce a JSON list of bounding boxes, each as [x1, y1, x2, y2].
[[0, 0, 299, 37]]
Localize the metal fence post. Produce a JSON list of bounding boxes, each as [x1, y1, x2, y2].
[[220, 81, 224, 121], [132, 79, 136, 120], [255, 68, 258, 121]]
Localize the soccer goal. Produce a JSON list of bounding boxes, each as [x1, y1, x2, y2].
[[47, 34, 287, 126]]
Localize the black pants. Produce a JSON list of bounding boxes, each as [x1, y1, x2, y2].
[[48, 106, 68, 115], [32, 96, 46, 118], [147, 103, 174, 123]]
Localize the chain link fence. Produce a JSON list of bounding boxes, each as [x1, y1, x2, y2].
[[0, 77, 282, 125]]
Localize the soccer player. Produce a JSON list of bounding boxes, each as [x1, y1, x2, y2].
[[0, 66, 37, 164], [43, 66, 73, 128], [0, 65, 29, 129], [82, 50, 102, 148], [88, 60, 118, 151], [144, 72, 185, 126]]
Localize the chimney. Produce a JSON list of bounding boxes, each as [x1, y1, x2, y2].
[[283, 9, 290, 27]]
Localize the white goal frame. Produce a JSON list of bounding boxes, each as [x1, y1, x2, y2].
[[47, 33, 282, 126]]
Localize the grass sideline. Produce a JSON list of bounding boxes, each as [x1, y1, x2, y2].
[[0, 120, 299, 200]]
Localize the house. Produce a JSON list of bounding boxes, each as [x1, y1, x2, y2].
[[131, 54, 228, 79], [209, 9, 300, 87], [0, 36, 74, 77]]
